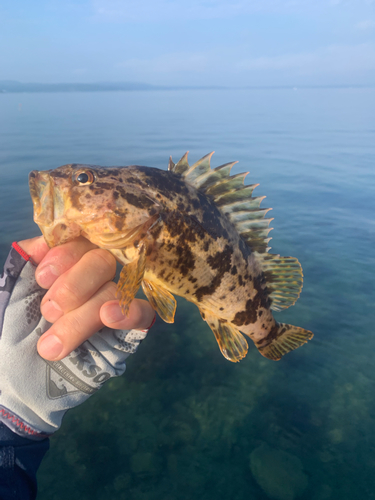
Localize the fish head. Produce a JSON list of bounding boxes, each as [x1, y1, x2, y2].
[[29, 164, 161, 248]]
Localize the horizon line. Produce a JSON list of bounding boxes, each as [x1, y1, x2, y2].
[[1, 80, 374, 93]]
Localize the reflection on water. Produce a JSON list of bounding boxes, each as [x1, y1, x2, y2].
[[0, 88, 374, 499]]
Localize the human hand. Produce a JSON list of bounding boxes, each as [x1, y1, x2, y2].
[[0, 238, 155, 438], [18, 236, 155, 361]]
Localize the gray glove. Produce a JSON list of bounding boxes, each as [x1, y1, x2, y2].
[[0, 243, 149, 440]]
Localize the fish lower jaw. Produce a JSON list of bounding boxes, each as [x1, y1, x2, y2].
[[29, 171, 55, 226], [41, 222, 82, 247]]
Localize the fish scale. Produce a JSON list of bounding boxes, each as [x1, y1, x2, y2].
[[29, 152, 313, 362]]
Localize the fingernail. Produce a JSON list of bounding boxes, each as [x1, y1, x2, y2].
[[36, 265, 60, 288], [41, 299, 63, 322], [38, 334, 64, 359], [102, 303, 126, 324]]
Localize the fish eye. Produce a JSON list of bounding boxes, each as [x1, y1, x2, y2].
[[73, 170, 95, 185]]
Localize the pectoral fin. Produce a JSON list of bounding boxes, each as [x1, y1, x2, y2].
[[141, 279, 177, 323], [116, 244, 146, 315], [256, 323, 313, 361], [203, 311, 248, 362]]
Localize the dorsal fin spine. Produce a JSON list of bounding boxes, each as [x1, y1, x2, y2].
[[214, 184, 259, 205], [171, 152, 190, 175], [206, 172, 249, 197], [168, 156, 175, 171], [221, 195, 266, 213], [168, 152, 273, 255], [193, 161, 237, 190], [184, 152, 214, 182], [228, 208, 272, 223]]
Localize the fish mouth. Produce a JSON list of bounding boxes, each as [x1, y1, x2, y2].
[[29, 170, 54, 227], [29, 170, 73, 247]]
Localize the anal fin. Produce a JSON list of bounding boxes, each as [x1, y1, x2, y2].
[[116, 244, 146, 315], [142, 279, 177, 323], [257, 323, 313, 361], [203, 311, 248, 362]]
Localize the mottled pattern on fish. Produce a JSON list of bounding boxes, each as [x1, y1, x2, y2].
[[29, 153, 313, 362]]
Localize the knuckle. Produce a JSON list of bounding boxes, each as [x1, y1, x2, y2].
[[87, 249, 116, 275], [94, 282, 118, 306], [42, 237, 97, 271], [61, 313, 86, 340], [54, 280, 82, 308], [48, 245, 76, 264]]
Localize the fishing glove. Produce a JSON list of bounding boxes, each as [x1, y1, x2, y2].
[[0, 243, 150, 440]]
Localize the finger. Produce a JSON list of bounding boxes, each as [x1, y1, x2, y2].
[[17, 236, 49, 265], [35, 236, 98, 289], [101, 298, 156, 331], [40, 248, 117, 322], [37, 281, 117, 360]]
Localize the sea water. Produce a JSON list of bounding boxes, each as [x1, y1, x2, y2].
[[0, 88, 374, 500]]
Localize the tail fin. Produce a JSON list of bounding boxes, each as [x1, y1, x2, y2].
[[257, 323, 313, 361]]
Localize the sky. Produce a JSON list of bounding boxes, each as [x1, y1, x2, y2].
[[1, 0, 374, 86]]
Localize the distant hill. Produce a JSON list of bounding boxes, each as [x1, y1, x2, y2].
[[0, 81, 371, 93], [0, 81, 173, 93], [0, 81, 227, 93]]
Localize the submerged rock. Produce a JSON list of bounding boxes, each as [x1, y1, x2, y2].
[[249, 443, 308, 500], [130, 451, 161, 476]]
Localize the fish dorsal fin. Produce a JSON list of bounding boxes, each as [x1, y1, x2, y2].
[[257, 253, 304, 311], [169, 151, 215, 181], [169, 152, 273, 254], [168, 152, 189, 175], [184, 152, 214, 183], [194, 162, 237, 191]]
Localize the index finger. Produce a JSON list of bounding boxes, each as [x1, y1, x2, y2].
[[35, 237, 98, 289], [17, 236, 49, 265]]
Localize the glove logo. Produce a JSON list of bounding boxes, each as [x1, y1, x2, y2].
[[45, 346, 111, 398], [69, 346, 111, 384], [46, 364, 77, 398]]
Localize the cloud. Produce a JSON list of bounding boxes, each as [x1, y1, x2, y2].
[[91, 0, 374, 22], [113, 43, 375, 85], [116, 52, 209, 74], [237, 43, 375, 75], [237, 53, 317, 71], [92, 0, 252, 22], [355, 19, 375, 31], [72, 68, 88, 75]]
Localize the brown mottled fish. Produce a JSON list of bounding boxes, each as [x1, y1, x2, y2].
[[29, 152, 313, 362]]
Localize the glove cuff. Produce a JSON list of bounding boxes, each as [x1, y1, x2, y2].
[[0, 406, 52, 440]]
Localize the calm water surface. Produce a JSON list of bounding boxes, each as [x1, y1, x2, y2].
[[0, 88, 374, 500]]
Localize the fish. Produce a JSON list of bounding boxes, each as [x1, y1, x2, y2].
[[29, 152, 313, 362]]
